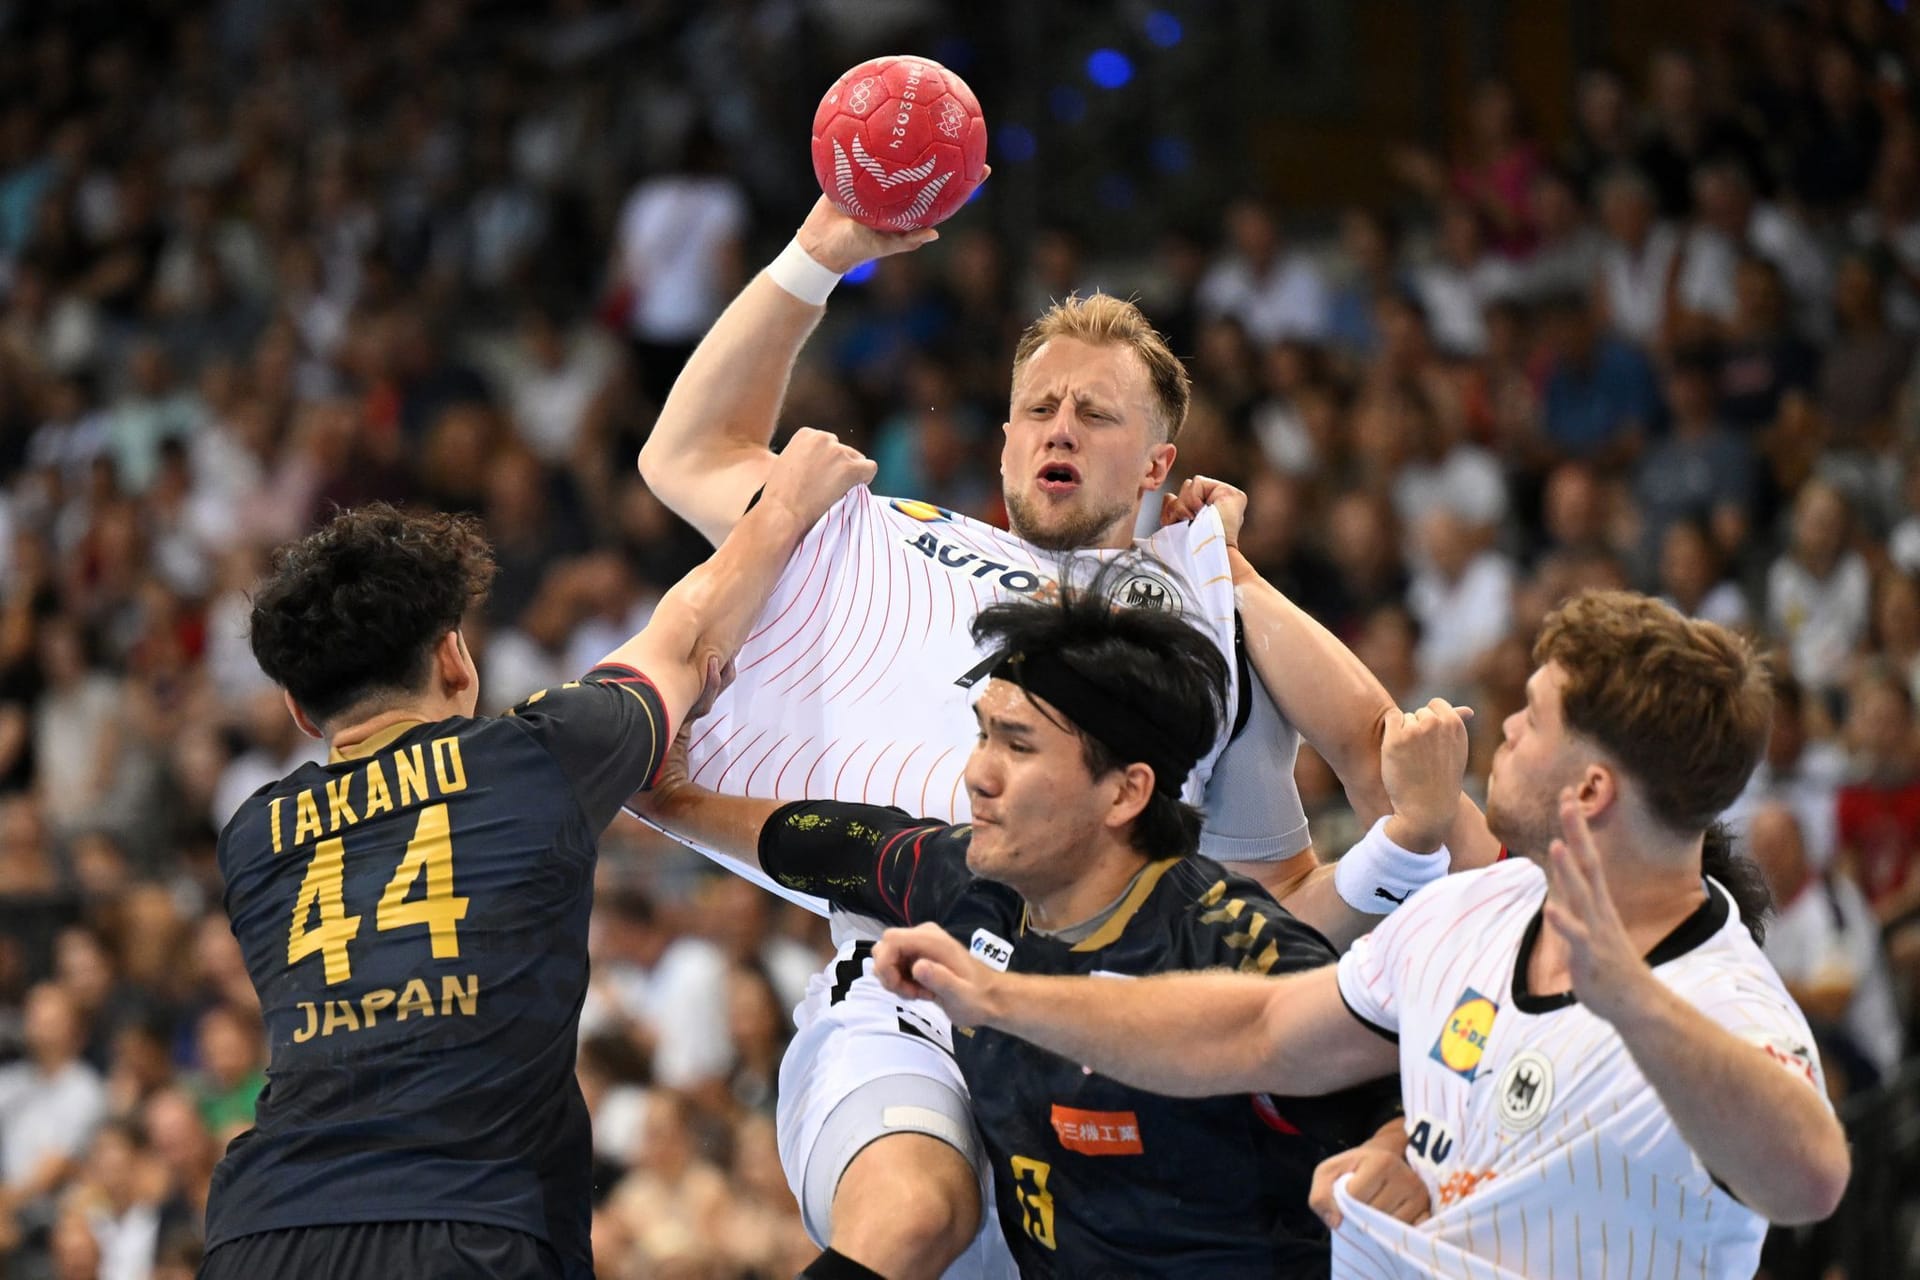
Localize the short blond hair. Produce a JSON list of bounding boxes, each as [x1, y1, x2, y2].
[[1010, 294, 1191, 441]]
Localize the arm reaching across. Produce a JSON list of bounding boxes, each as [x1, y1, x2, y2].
[[637, 199, 937, 544], [610, 426, 875, 729], [870, 922, 1398, 1097]]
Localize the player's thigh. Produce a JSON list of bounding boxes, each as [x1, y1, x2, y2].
[[198, 1219, 562, 1280], [831, 1129, 983, 1278]]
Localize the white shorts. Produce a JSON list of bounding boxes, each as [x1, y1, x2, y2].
[[777, 938, 1017, 1280]]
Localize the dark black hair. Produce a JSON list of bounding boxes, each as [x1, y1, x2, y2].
[[248, 503, 496, 725], [970, 556, 1230, 860], [1701, 820, 1771, 944]]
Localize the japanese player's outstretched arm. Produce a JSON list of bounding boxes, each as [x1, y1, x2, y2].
[[609, 428, 875, 730], [638, 199, 935, 545], [872, 924, 1399, 1097]]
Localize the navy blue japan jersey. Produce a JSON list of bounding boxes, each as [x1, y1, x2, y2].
[[205, 666, 669, 1277], [760, 800, 1401, 1279]]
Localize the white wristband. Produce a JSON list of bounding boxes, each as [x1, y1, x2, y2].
[[766, 238, 843, 306], [1334, 815, 1450, 915]]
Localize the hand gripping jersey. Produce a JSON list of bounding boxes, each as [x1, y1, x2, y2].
[[677, 487, 1295, 936], [207, 669, 670, 1279], [761, 800, 1401, 1279], [1332, 859, 1831, 1279]]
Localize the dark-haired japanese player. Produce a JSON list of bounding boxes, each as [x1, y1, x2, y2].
[[198, 429, 875, 1280], [630, 560, 1449, 1278]]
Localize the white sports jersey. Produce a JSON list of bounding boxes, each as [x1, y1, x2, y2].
[[682, 487, 1243, 932], [1332, 858, 1828, 1279]]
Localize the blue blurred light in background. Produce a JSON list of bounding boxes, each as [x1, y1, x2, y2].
[[1096, 173, 1135, 210], [967, 179, 988, 204], [1047, 86, 1087, 123], [842, 260, 878, 285], [1144, 11, 1183, 47], [1086, 49, 1134, 89], [995, 124, 1037, 163], [1149, 135, 1192, 174], [932, 37, 976, 72]]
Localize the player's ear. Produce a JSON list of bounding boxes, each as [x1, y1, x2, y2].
[[1103, 762, 1155, 833], [436, 630, 476, 696], [1577, 762, 1617, 820], [283, 690, 324, 740], [1143, 441, 1176, 493]]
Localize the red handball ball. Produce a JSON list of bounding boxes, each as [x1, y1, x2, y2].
[[811, 55, 988, 232]]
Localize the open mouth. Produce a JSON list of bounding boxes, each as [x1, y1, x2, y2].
[[1035, 461, 1081, 496]]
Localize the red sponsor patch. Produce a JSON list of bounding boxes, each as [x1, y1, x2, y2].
[[1050, 1105, 1144, 1156]]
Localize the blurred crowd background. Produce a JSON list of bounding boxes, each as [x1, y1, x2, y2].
[[0, 0, 1918, 1277]]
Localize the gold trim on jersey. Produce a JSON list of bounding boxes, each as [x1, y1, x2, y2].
[[328, 720, 428, 764], [1068, 857, 1181, 953]]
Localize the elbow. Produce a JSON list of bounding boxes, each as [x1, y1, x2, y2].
[[1766, 1131, 1852, 1226], [636, 435, 667, 492], [1799, 1135, 1852, 1225]]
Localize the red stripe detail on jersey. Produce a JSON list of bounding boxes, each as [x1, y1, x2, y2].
[[689, 720, 755, 785], [900, 830, 933, 922], [743, 733, 791, 795], [583, 667, 673, 781], [817, 514, 893, 704], [919, 746, 954, 818], [774, 737, 815, 798], [1251, 1094, 1302, 1135], [847, 532, 905, 705], [889, 743, 924, 809], [767, 502, 870, 689], [1497, 845, 1511, 861], [713, 729, 769, 792], [833, 741, 871, 800], [743, 499, 860, 676], [742, 495, 844, 649], [862, 742, 895, 804], [873, 826, 919, 919], [792, 516, 882, 700]]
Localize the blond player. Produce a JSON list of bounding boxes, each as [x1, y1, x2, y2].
[[875, 591, 1851, 1278], [635, 201, 1477, 1279]]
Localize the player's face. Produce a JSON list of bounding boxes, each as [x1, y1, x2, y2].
[[1485, 663, 1586, 859], [1002, 339, 1176, 552], [964, 680, 1122, 895]]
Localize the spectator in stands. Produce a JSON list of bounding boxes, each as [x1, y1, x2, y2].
[[0, 984, 106, 1220], [1198, 198, 1331, 345], [1769, 479, 1873, 697], [1751, 804, 1904, 1094]]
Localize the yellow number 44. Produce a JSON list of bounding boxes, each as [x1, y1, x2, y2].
[[288, 803, 469, 984], [1010, 1155, 1057, 1251]]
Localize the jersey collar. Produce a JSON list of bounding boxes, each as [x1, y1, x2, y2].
[[1511, 877, 1729, 1014]]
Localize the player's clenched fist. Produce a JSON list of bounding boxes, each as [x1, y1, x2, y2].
[[1380, 697, 1473, 851], [1308, 1143, 1431, 1231], [874, 923, 1001, 1024], [760, 427, 878, 528], [1159, 475, 1247, 546]]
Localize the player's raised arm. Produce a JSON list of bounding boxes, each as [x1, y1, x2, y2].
[[872, 924, 1397, 1097], [637, 200, 935, 545], [609, 427, 874, 728], [1164, 478, 1400, 829], [1543, 791, 1850, 1225]]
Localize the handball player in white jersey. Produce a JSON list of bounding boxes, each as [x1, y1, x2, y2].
[[876, 591, 1851, 1279], [637, 200, 1479, 1279]]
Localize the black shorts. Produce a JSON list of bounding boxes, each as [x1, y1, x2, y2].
[[199, 1219, 564, 1280]]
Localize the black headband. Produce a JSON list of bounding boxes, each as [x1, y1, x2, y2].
[[991, 649, 1197, 797]]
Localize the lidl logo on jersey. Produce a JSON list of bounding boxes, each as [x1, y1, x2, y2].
[[1430, 988, 1498, 1081], [890, 498, 955, 522]]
